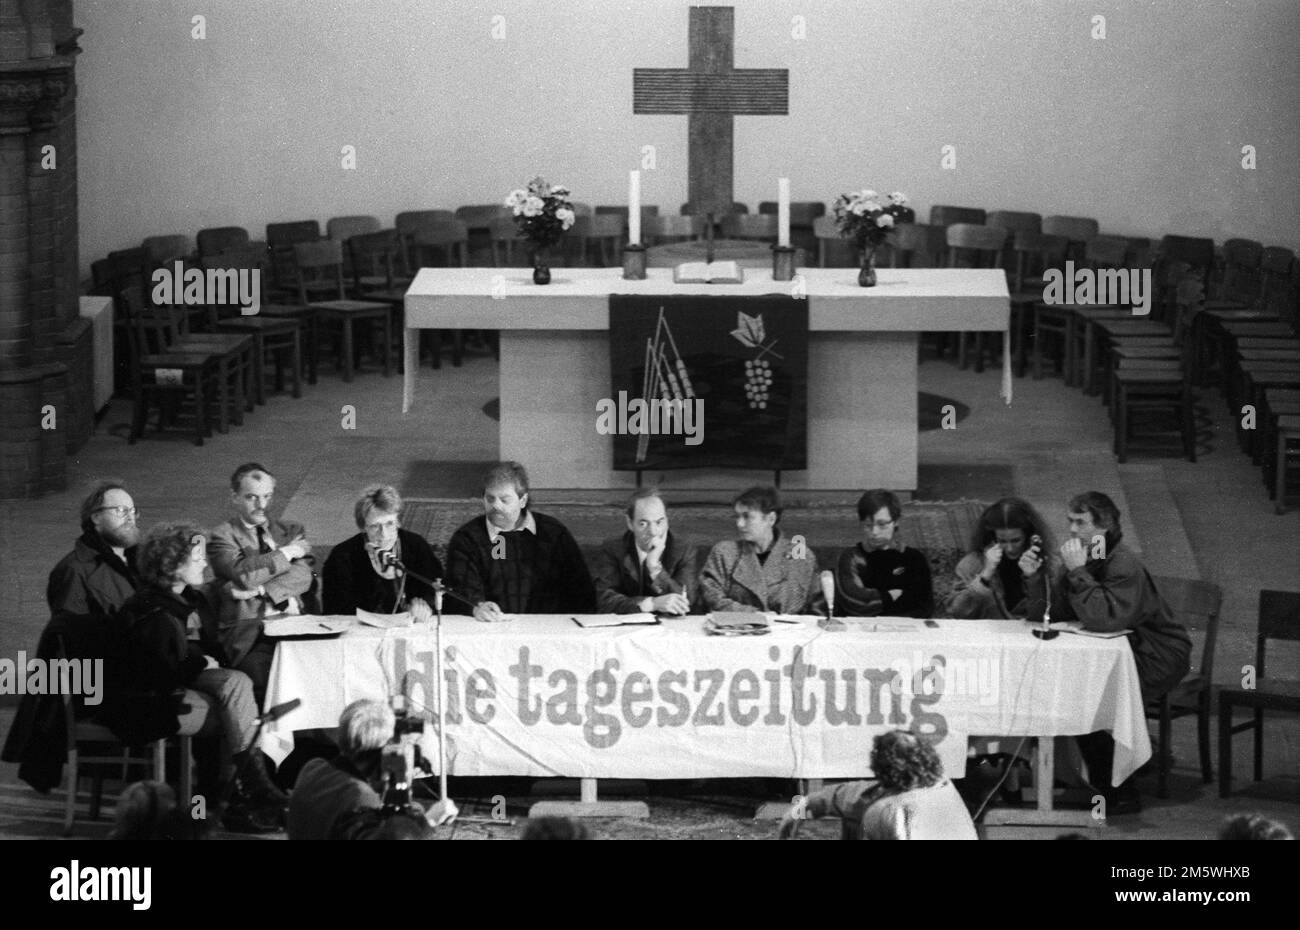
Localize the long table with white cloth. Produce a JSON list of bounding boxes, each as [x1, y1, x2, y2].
[[261, 615, 1149, 813]]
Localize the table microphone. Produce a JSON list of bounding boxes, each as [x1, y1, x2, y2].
[[1029, 535, 1058, 640], [820, 570, 835, 619], [258, 697, 301, 724]]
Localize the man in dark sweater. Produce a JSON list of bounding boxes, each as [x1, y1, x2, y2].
[[835, 489, 934, 618], [592, 488, 697, 614], [445, 462, 595, 619]]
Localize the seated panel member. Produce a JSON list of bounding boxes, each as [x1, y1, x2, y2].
[[208, 463, 316, 706], [445, 462, 596, 621], [2, 482, 142, 792], [946, 497, 1051, 620], [700, 486, 821, 615], [593, 488, 697, 615], [1050, 490, 1191, 814], [322, 485, 441, 620], [835, 489, 934, 618]]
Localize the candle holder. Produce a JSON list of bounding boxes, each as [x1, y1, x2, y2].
[[772, 246, 796, 282], [622, 243, 647, 280]]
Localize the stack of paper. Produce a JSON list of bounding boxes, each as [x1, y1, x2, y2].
[[262, 616, 354, 637], [705, 612, 770, 636], [356, 609, 413, 629], [572, 614, 661, 629]]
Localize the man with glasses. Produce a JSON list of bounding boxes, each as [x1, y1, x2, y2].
[[833, 489, 933, 618], [208, 462, 317, 706], [3, 482, 143, 791], [321, 484, 441, 620]]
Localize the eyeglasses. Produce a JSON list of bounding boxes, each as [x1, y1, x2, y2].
[[96, 505, 139, 519], [867, 520, 896, 530], [365, 520, 399, 535]]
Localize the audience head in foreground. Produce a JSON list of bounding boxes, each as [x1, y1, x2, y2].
[[108, 781, 189, 840], [834, 489, 934, 618], [946, 496, 1052, 620], [521, 816, 591, 840], [778, 730, 977, 840], [445, 461, 596, 621], [592, 488, 697, 616], [288, 699, 393, 840], [1218, 813, 1294, 840]]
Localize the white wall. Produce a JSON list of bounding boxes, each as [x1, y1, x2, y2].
[[76, 0, 1300, 269]]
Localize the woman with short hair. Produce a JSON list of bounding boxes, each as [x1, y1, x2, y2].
[[322, 485, 443, 618], [946, 497, 1052, 620], [834, 489, 933, 618], [105, 522, 285, 818]]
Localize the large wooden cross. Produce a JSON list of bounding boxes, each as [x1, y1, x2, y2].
[[633, 6, 788, 214]]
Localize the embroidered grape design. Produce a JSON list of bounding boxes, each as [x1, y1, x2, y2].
[[744, 359, 772, 410]]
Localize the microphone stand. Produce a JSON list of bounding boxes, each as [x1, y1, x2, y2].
[[1031, 552, 1058, 640], [381, 558, 502, 825]]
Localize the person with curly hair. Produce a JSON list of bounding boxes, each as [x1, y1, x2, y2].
[[946, 497, 1053, 620], [1218, 813, 1294, 841], [105, 522, 287, 830], [778, 730, 977, 840]]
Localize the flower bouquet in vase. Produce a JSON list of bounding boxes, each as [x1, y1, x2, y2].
[[831, 190, 909, 287], [505, 178, 576, 284]]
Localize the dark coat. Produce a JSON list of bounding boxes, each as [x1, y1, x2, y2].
[[321, 529, 443, 615], [1050, 540, 1192, 699], [1, 532, 139, 792], [592, 531, 699, 613], [100, 584, 228, 747], [445, 512, 596, 614]]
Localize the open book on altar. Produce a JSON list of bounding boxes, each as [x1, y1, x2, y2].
[[673, 260, 744, 284]]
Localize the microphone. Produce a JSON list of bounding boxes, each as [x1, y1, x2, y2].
[[259, 697, 301, 724], [819, 570, 835, 618], [1029, 534, 1043, 553], [379, 549, 403, 571], [1029, 534, 1057, 640], [432, 578, 445, 614]]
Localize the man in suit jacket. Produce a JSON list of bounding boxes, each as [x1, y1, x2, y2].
[[2, 482, 142, 792], [207, 463, 316, 706], [593, 489, 697, 614], [701, 486, 822, 615]]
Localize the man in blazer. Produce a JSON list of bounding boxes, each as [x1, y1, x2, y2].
[[207, 462, 316, 706], [593, 489, 697, 614], [701, 486, 822, 615]]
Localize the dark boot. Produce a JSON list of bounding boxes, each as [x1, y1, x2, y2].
[[233, 749, 289, 805]]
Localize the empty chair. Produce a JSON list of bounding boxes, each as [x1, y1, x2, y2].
[[455, 205, 513, 262], [758, 200, 826, 225], [571, 214, 625, 266], [986, 210, 1042, 269], [1112, 357, 1196, 463], [293, 240, 393, 382], [720, 213, 778, 242], [1009, 231, 1069, 377], [681, 201, 746, 216], [348, 229, 411, 293], [396, 211, 458, 269], [889, 223, 946, 269], [141, 235, 193, 266], [1218, 591, 1300, 795], [1042, 215, 1101, 263], [813, 215, 856, 268], [196, 226, 252, 258], [411, 218, 469, 268], [930, 205, 987, 228], [946, 224, 1007, 372], [1144, 577, 1222, 798], [327, 215, 382, 244], [489, 216, 525, 267], [265, 220, 321, 295]]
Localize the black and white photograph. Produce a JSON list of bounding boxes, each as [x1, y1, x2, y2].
[[0, 0, 1295, 903]]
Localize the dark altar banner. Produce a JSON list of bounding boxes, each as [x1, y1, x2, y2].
[[608, 295, 808, 471]]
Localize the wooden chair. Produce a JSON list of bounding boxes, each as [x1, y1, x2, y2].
[[489, 217, 525, 266], [1009, 231, 1068, 377], [1144, 576, 1222, 798], [1068, 236, 1166, 393], [1112, 357, 1196, 463], [203, 247, 305, 401], [759, 200, 826, 253], [646, 214, 705, 246], [293, 240, 392, 382], [720, 212, 778, 243], [1041, 215, 1100, 263], [455, 205, 513, 262], [595, 205, 659, 244], [1197, 247, 1294, 382], [395, 210, 456, 270], [1218, 590, 1300, 796], [1205, 238, 1264, 309], [986, 210, 1042, 271], [265, 220, 321, 296], [120, 286, 221, 446], [60, 655, 192, 835], [141, 235, 193, 266], [813, 215, 850, 268], [889, 223, 946, 269], [411, 218, 470, 269], [945, 223, 1006, 372], [1271, 415, 1300, 513], [326, 214, 382, 243], [930, 205, 987, 227], [348, 229, 412, 294], [571, 214, 624, 266], [196, 226, 253, 259]]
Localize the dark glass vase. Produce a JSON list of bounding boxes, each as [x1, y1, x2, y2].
[[532, 246, 551, 285], [858, 247, 878, 287]]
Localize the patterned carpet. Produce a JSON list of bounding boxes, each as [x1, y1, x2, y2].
[[402, 497, 989, 607]]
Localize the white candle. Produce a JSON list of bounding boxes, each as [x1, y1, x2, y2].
[[629, 170, 642, 246], [777, 177, 790, 248]]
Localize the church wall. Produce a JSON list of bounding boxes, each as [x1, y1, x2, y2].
[[74, 0, 1299, 271]]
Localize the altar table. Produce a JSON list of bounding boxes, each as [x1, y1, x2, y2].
[[402, 268, 1010, 490]]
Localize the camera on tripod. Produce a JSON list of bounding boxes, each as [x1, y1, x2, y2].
[[380, 694, 434, 811]]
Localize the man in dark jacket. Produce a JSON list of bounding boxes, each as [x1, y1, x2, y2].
[[446, 462, 595, 620], [1050, 490, 1191, 815], [2, 482, 142, 792], [592, 489, 697, 614]]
